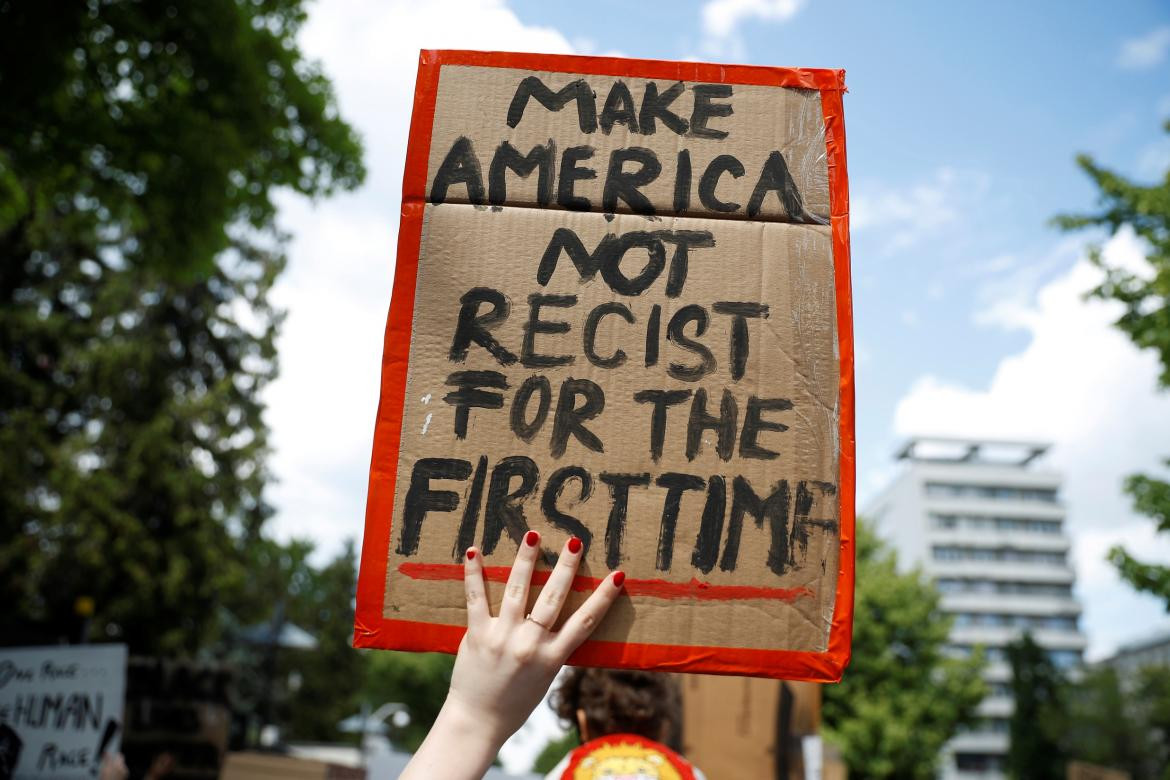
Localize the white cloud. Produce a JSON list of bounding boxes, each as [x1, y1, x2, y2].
[[702, 0, 804, 38], [266, 1, 575, 769], [570, 36, 629, 59], [1117, 25, 1170, 70], [968, 253, 1017, 276], [700, 0, 805, 57], [851, 167, 990, 255], [971, 236, 1083, 331], [893, 229, 1170, 658]]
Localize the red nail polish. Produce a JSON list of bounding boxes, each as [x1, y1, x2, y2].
[[613, 571, 625, 588], [525, 530, 539, 547], [568, 536, 582, 554], [466, 549, 476, 561]]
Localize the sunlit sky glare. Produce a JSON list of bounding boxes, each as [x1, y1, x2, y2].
[[263, 4, 1170, 759]]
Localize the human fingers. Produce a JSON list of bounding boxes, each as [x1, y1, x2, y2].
[[99, 753, 129, 780], [551, 570, 625, 658], [464, 547, 490, 629], [526, 535, 584, 631], [498, 530, 542, 624]]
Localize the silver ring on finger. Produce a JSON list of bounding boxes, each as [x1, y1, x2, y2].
[[525, 613, 553, 631]]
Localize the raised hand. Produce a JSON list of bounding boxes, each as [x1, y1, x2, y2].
[[400, 531, 624, 780]]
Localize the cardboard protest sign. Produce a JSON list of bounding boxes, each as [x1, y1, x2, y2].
[[0, 644, 127, 779], [355, 51, 855, 682]]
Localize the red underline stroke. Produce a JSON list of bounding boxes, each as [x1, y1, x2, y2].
[[397, 562, 813, 603]]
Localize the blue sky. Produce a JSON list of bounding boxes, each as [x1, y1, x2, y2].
[[500, 0, 1170, 482], [264, 4, 1170, 760]]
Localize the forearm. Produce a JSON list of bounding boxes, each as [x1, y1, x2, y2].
[[398, 697, 504, 780]]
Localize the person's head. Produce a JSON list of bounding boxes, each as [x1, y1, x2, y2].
[[550, 668, 681, 745]]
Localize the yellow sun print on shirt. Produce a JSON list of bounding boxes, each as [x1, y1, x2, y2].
[[572, 742, 684, 780]]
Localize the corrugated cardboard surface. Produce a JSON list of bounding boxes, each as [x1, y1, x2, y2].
[[426, 65, 831, 223], [681, 676, 823, 780], [681, 674, 782, 779], [1066, 763, 1131, 780], [357, 51, 853, 678], [389, 204, 838, 651], [221, 753, 366, 780]]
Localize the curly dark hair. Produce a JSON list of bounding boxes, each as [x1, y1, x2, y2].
[[550, 667, 681, 745]]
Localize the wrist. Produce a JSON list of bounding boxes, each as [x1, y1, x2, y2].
[[436, 693, 510, 757], [400, 696, 504, 780]]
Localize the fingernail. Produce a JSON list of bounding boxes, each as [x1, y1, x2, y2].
[[568, 536, 582, 554], [466, 549, 476, 561], [525, 530, 539, 547], [613, 571, 625, 588]]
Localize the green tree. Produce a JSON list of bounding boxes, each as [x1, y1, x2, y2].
[[1140, 664, 1170, 774], [363, 651, 456, 752], [532, 731, 579, 774], [1107, 465, 1170, 603], [1055, 122, 1170, 605], [1062, 665, 1168, 779], [1054, 118, 1170, 780], [0, 0, 363, 653], [1005, 633, 1065, 780], [226, 537, 366, 742], [211, 536, 367, 744], [822, 520, 986, 779], [281, 541, 366, 741]]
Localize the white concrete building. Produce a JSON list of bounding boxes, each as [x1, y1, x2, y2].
[[1100, 626, 1170, 679], [864, 437, 1087, 779]]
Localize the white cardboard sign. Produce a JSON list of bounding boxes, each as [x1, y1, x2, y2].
[[0, 645, 127, 780]]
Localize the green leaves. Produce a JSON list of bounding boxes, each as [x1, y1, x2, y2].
[[1049, 112, 1170, 778], [1006, 634, 1065, 779], [822, 521, 986, 779], [1055, 121, 1170, 390], [0, 0, 362, 653], [1060, 664, 1170, 777], [532, 731, 580, 774], [364, 651, 456, 752], [1057, 125, 1170, 611], [0, 0, 365, 279]]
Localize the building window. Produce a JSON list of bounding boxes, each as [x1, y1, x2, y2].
[[926, 482, 960, 498], [931, 546, 1066, 565], [936, 578, 1073, 597], [932, 513, 959, 530], [1042, 616, 1079, 631], [933, 546, 964, 561], [986, 718, 1010, 734], [930, 513, 1064, 534], [957, 717, 1010, 736], [946, 644, 1010, 663], [1049, 650, 1082, 669], [950, 613, 1079, 632], [996, 517, 1062, 533], [956, 753, 1006, 772], [925, 482, 1058, 503]]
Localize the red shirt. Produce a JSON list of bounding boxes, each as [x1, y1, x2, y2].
[[553, 733, 701, 780]]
